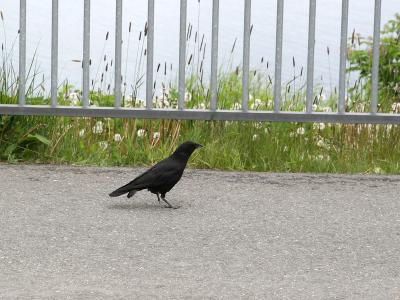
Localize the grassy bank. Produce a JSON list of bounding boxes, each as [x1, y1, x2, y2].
[[1, 12, 400, 174], [1, 112, 400, 174]]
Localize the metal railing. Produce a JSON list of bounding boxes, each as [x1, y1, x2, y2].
[[1, 0, 398, 124]]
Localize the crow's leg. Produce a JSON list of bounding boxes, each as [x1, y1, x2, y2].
[[161, 195, 178, 209], [156, 193, 161, 204]]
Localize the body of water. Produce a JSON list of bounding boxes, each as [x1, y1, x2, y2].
[[1, 0, 400, 98]]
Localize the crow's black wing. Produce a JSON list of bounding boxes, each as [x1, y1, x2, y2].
[[109, 157, 184, 197]]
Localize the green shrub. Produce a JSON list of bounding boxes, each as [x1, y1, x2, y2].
[[348, 13, 400, 112]]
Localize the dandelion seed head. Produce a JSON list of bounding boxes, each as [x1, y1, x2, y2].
[[184, 92, 192, 103], [114, 133, 122, 142], [313, 123, 326, 130], [137, 129, 146, 138], [92, 121, 104, 134], [99, 141, 108, 150], [296, 127, 305, 135], [153, 132, 160, 140]]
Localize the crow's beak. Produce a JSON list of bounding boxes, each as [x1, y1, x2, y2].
[[196, 143, 203, 148]]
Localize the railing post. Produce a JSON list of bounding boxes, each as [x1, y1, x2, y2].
[[82, 0, 91, 108], [274, 0, 284, 113], [338, 0, 349, 114], [371, 0, 381, 114], [19, 0, 27, 106], [242, 0, 251, 112], [178, 0, 187, 110], [306, 0, 316, 113], [114, 0, 123, 108], [146, 0, 155, 110], [51, 0, 59, 107], [210, 0, 219, 111]]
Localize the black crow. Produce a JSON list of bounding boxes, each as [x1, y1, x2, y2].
[[109, 141, 202, 208]]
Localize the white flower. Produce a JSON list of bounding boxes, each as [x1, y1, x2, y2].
[[251, 98, 263, 109], [313, 123, 326, 130], [68, 92, 80, 106], [153, 132, 160, 140], [92, 121, 104, 134], [79, 129, 85, 137], [184, 92, 192, 103], [198, 102, 206, 110], [125, 96, 134, 108], [393, 83, 400, 93], [296, 127, 305, 135], [137, 129, 146, 138], [135, 98, 145, 108], [319, 94, 327, 102], [232, 102, 242, 110], [252, 134, 259, 141], [289, 132, 296, 138], [322, 106, 332, 112], [65, 124, 73, 130], [162, 88, 170, 98], [355, 103, 365, 112], [160, 99, 170, 108], [254, 122, 263, 129], [317, 139, 325, 148], [373, 167, 383, 174], [225, 121, 232, 127], [114, 133, 122, 142], [99, 141, 108, 150], [391, 102, 400, 113]]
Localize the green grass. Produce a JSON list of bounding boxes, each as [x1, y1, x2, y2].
[[1, 109, 400, 174], [1, 55, 400, 175], [2, 10, 400, 174]]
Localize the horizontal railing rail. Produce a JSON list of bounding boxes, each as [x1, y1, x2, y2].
[[1, 0, 398, 124]]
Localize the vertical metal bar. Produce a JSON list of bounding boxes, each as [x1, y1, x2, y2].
[[306, 0, 316, 113], [146, 0, 155, 110], [371, 0, 381, 114], [19, 0, 26, 106], [338, 0, 349, 114], [274, 0, 284, 113], [82, 0, 90, 108], [210, 0, 219, 111], [178, 0, 187, 110], [242, 0, 251, 112], [51, 0, 59, 107], [114, 0, 122, 108]]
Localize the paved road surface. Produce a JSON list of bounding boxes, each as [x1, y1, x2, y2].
[[0, 164, 399, 299]]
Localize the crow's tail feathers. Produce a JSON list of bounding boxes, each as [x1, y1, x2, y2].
[[109, 189, 128, 197], [109, 182, 139, 198]]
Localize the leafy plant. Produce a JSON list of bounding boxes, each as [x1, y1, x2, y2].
[[348, 13, 400, 112]]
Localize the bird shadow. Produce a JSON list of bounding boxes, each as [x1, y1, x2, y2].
[[107, 202, 180, 211]]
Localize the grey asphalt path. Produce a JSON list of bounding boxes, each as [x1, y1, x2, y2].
[[0, 164, 400, 299]]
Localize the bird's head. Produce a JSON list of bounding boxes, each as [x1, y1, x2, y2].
[[172, 141, 203, 158]]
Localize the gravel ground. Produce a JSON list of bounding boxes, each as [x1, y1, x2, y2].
[[0, 163, 399, 299]]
